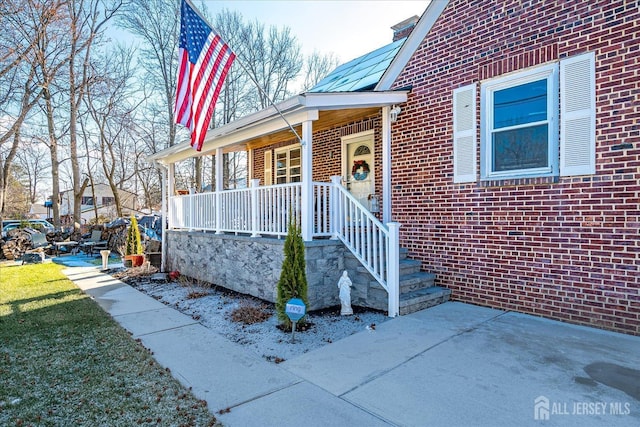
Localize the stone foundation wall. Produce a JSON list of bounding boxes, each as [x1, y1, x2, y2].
[[166, 231, 374, 311]]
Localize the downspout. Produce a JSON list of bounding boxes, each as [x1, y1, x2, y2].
[[382, 106, 392, 224]]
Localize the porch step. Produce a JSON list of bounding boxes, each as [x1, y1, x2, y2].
[[400, 271, 436, 293], [343, 244, 450, 315], [399, 258, 422, 276], [399, 286, 452, 315], [347, 257, 422, 277]]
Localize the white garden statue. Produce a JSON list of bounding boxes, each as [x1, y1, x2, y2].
[[337, 271, 353, 316]]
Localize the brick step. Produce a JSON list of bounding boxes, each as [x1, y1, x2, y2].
[[399, 286, 451, 315]]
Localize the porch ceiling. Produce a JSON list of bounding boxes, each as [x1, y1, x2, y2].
[[148, 90, 407, 165], [245, 108, 379, 150]]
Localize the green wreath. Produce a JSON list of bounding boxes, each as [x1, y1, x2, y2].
[[352, 160, 370, 181]]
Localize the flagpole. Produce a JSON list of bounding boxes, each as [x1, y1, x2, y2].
[[233, 59, 304, 145], [183, 0, 304, 145]]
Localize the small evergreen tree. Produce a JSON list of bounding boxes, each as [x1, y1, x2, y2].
[[276, 216, 309, 328], [125, 215, 143, 256]]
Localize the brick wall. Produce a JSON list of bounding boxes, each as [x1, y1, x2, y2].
[[390, 0, 639, 334], [252, 138, 297, 185], [251, 114, 382, 195]]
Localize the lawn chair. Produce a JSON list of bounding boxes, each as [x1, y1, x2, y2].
[[93, 234, 114, 254], [79, 229, 108, 257], [22, 232, 52, 264]]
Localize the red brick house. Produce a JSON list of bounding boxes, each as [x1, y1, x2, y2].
[[151, 0, 639, 334]]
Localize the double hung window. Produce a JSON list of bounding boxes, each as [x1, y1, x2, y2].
[[481, 64, 558, 179], [452, 52, 595, 183], [275, 145, 301, 184]]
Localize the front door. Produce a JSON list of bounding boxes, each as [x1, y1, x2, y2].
[[343, 132, 375, 211]]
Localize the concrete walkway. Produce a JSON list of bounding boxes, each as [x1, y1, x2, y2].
[[58, 258, 640, 427]]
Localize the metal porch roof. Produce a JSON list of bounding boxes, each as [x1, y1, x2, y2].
[[309, 38, 406, 93]]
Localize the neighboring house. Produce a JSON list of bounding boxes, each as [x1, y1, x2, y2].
[[150, 0, 639, 335], [28, 203, 49, 220], [59, 183, 138, 223]]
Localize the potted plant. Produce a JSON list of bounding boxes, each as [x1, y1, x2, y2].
[[124, 215, 144, 267], [117, 244, 131, 268]]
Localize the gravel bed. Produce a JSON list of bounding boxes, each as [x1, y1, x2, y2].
[[115, 270, 388, 363]]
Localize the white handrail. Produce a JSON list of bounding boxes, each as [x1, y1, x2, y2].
[[330, 176, 399, 316], [330, 177, 388, 287]]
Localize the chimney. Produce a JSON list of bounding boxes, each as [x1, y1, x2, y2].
[[392, 16, 419, 42]]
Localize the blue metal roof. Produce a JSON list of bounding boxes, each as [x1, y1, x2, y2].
[[308, 37, 406, 93]]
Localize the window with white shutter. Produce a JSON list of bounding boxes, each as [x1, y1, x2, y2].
[[560, 52, 596, 176], [453, 84, 477, 183], [454, 52, 596, 184], [480, 63, 558, 180]]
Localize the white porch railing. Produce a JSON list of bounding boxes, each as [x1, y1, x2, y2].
[[168, 178, 400, 316], [329, 176, 400, 317], [169, 182, 333, 238]]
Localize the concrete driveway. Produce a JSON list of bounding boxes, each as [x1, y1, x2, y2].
[[280, 302, 639, 426], [64, 265, 639, 426]]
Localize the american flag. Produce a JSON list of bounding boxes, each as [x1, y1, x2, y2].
[[174, 0, 236, 151]]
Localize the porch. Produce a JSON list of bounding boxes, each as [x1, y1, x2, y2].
[[168, 178, 402, 315], [150, 91, 449, 316], [166, 177, 451, 315]]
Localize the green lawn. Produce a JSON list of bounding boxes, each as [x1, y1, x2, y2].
[[0, 262, 219, 426]]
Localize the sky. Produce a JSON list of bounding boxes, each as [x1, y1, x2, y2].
[[202, 1, 430, 63]]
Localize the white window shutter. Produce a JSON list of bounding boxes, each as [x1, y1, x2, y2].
[[560, 52, 595, 176], [453, 84, 477, 183], [264, 150, 273, 185]]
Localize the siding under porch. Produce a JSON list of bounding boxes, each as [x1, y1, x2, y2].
[[165, 231, 390, 312]]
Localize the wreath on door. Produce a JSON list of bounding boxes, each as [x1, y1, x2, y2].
[[351, 160, 370, 181]]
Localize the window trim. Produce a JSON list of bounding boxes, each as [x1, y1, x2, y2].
[[274, 144, 302, 184], [480, 63, 559, 180]]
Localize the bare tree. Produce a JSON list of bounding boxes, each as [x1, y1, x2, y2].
[[0, 0, 62, 221], [300, 51, 339, 92], [84, 45, 141, 218], [14, 138, 50, 204], [66, 0, 123, 231], [117, 0, 181, 150], [117, 0, 185, 212], [215, 11, 303, 112]]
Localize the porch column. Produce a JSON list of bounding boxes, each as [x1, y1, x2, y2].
[[168, 163, 175, 229], [330, 175, 342, 240], [387, 222, 401, 317], [250, 178, 260, 237], [300, 120, 313, 241], [215, 147, 223, 234], [247, 148, 254, 184], [160, 164, 168, 272], [382, 105, 392, 224]]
